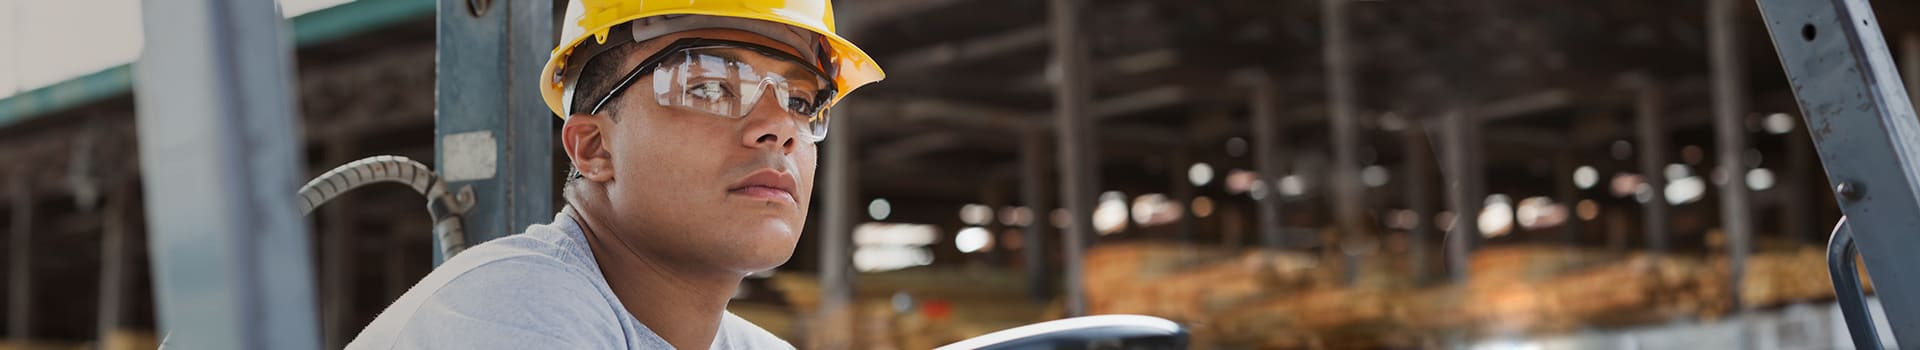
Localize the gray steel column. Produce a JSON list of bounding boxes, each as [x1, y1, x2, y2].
[[1785, 125, 1812, 242], [817, 106, 857, 348], [320, 141, 356, 349], [1753, 0, 1920, 342], [1634, 81, 1671, 252], [1402, 124, 1433, 283], [8, 177, 30, 343], [1170, 150, 1195, 243], [1709, 0, 1754, 333], [1322, 0, 1365, 244], [134, 0, 320, 346], [1439, 110, 1479, 283], [434, 0, 555, 264], [1555, 149, 1579, 245], [1049, 0, 1098, 317], [1020, 131, 1054, 302], [1250, 76, 1286, 249], [97, 185, 131, 347]]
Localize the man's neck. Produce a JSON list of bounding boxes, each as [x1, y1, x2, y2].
[[565, 205, 739, 350]]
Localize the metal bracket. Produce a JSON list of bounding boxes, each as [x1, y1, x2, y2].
[[1827, 217, 1885, 350]]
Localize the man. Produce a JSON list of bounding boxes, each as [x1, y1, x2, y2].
[[347, 0, 883, 348]]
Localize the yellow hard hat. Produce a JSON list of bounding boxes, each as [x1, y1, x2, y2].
[[541, 0, 885, 119]]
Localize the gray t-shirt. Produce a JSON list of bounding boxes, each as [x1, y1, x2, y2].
[[346, 212, 794, 349]]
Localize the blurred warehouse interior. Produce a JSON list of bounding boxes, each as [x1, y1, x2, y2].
[[2, 0, 1920, 348]]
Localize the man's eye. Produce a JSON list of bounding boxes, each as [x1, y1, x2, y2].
[[686, 81, 731, 100], [786, 97, 816, 114]]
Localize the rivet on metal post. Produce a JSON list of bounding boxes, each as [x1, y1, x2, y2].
[[1837, 182, 1863, 201], [466, 0, 491, 18]]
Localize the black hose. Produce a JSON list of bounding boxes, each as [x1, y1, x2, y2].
[[297, 155, 472, 258]]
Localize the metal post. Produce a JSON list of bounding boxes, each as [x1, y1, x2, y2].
[[134, 0, 320, 346], [1555, 149, 1579, 245], [1322, 0, 1365, 245], [1439, 109, 1479, 282], [1754, 0, 1920, 344], [96, 185, 130, 348], [1049, 0, 1098, 317], [8, 177, 30, 344], [1019, 131, 1054, 302], [1250, 76, 1286, 249], [1402, 124, 1433, 283], [1169, 150, 1195, 243], [1785, 126, 1812, 242], [817, 106, 857, 349], [1634, 80, 1671, 252], [320, 141, 355, 349], [434, 0, 555, 264], [1709, 0, 1752, 315]]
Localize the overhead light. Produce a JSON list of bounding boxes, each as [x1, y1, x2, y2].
[[1664, 163, 1690, 180], [1190, 196, 1215, 218], [1665, 176, 1706, 205], [956, 227, 993, 253], [1361, 165, 1390, 187], [1479, 195, 1514, 238], [868, 198, 892, 221], [1576, 200, 1599, 221], [1748, 168, 1776, 191], [998, 206, 1033, 226], [1093, 197, 1129, 234], [1188, 163, 1215, 187], [960, 204, 993, 225], [1573, 166, 1598, 189], [1279, 175, 1305, 197], [1765, 113, 1796, 135]]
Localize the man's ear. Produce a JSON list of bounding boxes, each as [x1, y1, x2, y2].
[[560, 114, 617, 182]]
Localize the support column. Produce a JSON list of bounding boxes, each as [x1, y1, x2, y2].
[[8, 177, 31, 344], [1709, 0, 1754, 331], [1250, 76, 1286, 249], [1049, 0, 1098, 317], [97, 185, 131, 348], [320, 141, 356, 349], [434, 0, 555, 264], [133, 0, 319, 346], [1634, 81, 1671, 252], [1169, 150, 1195, 243], [1785, 125, 1813, 242], [981, 181, 1010, 266], [1020, 131, 1054, 303], [1555, 149, 1580, 245], [1401, 124, 1433, 283], [1322, 0, 1366, 245], [1439, 109, 1480, 283], [816, 106, 858, 349]]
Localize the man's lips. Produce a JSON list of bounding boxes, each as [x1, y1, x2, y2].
[[727, 169, 798, 204]]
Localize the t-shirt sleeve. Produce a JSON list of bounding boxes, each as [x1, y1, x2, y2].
[[350, 256, 624, 350]]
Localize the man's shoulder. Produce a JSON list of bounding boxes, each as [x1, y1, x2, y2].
[[346, 222, 623, 349]]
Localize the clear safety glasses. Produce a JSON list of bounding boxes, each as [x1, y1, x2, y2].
[[587, 38, 840, 142]]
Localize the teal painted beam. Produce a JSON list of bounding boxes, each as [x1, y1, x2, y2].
[[0, 0, 434, 129]]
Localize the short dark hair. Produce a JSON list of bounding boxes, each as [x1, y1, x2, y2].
[[568, 42, 647, 117]]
